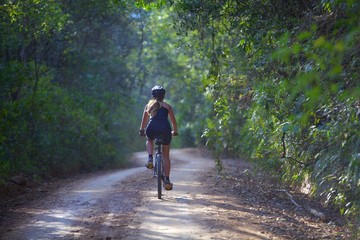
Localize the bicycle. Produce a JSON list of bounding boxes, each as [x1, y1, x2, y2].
[[154, 136, 164, 199]]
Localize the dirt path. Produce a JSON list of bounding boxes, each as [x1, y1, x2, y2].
[[0, 148, 348, 239]]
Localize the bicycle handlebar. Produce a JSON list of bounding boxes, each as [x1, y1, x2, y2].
[[139, 129, 145, 136]]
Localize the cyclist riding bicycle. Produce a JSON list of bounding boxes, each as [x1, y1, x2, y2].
[[139, 85, 178, 190]]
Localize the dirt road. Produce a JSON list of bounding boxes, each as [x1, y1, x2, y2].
[[0, 148, 348, 239]]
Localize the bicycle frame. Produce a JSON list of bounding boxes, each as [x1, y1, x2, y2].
[[154, 136, 164, 199]]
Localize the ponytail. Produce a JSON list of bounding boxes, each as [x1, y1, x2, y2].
[[146, 99, 161, 117]]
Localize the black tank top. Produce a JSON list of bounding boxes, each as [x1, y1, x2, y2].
[[146, 106, 172, 144], [151, 107, 169, 122]]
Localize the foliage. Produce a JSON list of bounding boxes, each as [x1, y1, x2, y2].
[[170, 0, 360, 233], [0, 0, 142, 179]]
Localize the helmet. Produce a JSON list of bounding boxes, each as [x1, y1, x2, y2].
[[151, 85, 166, 98]]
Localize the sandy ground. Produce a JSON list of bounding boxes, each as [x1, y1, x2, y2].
[[0, 148, 349, 239]]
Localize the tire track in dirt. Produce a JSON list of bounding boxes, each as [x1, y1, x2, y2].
[[0, 166, 145, 239], [125, 148, 271, 240], [0, 148, 347, 239]]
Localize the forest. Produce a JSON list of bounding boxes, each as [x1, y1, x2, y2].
[[1, 0, 359, 234]]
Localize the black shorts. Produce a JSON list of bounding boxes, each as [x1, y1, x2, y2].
[[146, 123, 172, 145]]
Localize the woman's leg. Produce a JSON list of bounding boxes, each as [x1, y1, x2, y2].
[[146, 139, 153, 157], [145, 139, 154, 168], [163, 145, 171, 177]]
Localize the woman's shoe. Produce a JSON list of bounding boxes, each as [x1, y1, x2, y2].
[[163, 178, 173, 190], [145, 158, 153, 169], [145, 161, 153, 169]]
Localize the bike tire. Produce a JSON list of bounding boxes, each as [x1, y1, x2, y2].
[[156, 154, 162, 199]]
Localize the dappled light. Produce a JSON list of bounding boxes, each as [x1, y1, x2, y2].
[[1, 0, 359, 238], [0, 149, 348, 239]]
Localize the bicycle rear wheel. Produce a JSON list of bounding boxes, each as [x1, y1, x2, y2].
[[156, 153, 162, 199]]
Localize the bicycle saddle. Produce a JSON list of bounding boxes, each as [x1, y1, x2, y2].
[[155, 136, 164, 145]]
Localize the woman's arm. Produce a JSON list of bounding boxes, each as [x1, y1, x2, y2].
[[167, 104, 178, 135], [139, 105, 149, 135]]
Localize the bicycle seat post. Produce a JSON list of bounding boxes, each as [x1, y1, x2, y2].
[[155, 137, 164, 152], [155, 137, 164, 146]]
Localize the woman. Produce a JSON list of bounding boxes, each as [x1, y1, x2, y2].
[[139, 85, 178, 190]]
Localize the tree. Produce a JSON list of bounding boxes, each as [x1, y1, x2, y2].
[[0, 0, 144, 179], [169, 0, 360, 232]]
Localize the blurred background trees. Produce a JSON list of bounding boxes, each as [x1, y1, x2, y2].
[[1, 0, 359, 233], [0, 0, 142, 178]]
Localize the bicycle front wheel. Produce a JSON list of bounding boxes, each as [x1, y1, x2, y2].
[[156, 154, 162, 199]]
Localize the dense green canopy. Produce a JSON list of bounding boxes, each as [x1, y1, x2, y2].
[[1, 0, 359, 233]]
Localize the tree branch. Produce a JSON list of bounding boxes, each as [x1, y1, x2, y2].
[[281, 132, 311, 167]]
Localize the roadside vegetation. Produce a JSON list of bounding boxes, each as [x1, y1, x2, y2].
[[1, 0, 359, 236]]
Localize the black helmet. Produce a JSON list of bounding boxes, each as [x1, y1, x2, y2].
[[151, 85, 166, 98]]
